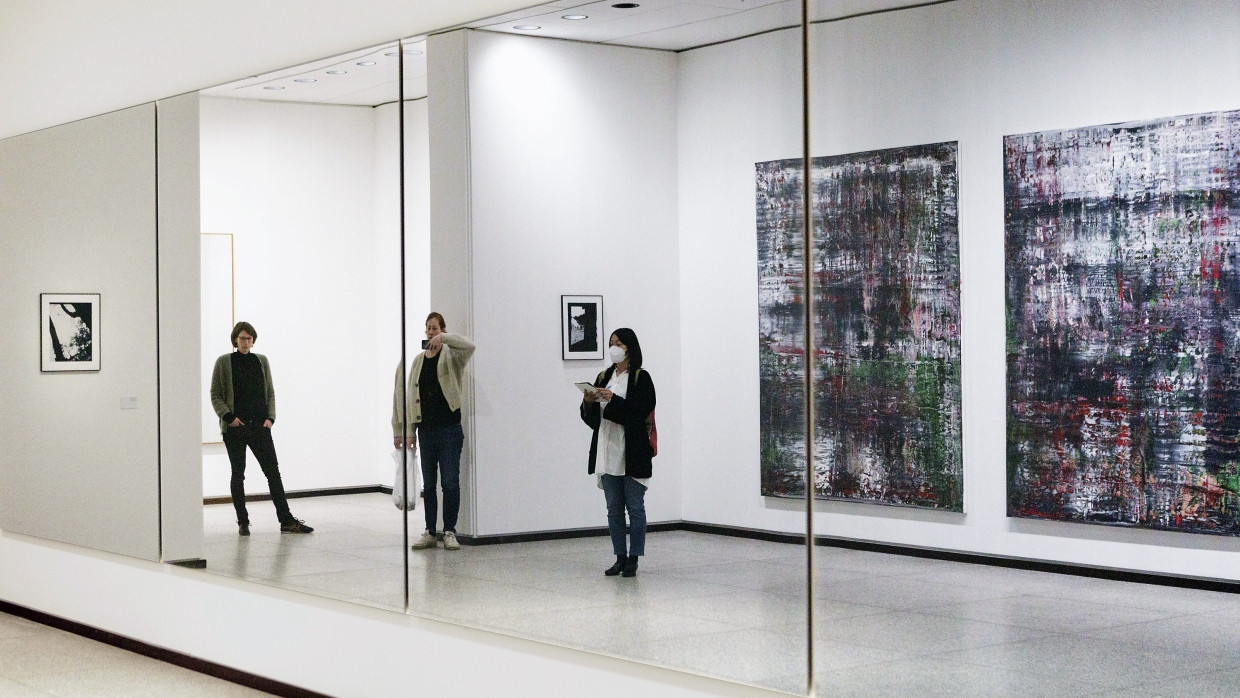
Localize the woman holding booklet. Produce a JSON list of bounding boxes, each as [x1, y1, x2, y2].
[[579, 327, 656, 578]]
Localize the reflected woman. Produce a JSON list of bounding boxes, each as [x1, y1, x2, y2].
[[405, 312, 476, 552], [580, 328, 656, 578], [210, 321, 313, 536]]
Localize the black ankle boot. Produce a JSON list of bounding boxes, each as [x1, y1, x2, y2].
[[621, 555, 638, 577], [604, 555, 626, 576], [238, 521, 250, 536]]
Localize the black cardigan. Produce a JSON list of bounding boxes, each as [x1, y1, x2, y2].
[[580, 366, 656, 479]]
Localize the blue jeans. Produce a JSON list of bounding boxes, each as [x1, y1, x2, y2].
[[418, 423, 463, 534], [601, 474, 646, 557]]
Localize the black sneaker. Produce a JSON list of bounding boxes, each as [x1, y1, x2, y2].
[[238, 522, 250, 536], [280, 519, 314, 534]]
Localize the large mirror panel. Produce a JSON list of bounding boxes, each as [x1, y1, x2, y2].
[[400, 2, 812, 693], [193, 42, 411, 611]]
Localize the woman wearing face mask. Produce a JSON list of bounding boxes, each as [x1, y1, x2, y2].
[[580, 328, 656, 578]]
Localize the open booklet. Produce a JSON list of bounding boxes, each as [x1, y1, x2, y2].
[[574, 381, 599, 394]]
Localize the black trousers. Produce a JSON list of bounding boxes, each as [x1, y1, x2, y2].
[[223, 424, 293, 525]]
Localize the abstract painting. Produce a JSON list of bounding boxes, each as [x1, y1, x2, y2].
[[758, 142, 963, 510], [41, 293, 100, 372], [1006, 108, 1240, 534]]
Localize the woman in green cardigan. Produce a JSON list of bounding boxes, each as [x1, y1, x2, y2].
[[210, 321, 313, 536]]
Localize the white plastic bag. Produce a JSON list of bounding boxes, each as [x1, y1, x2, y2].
[[392, 448, 417, 511]]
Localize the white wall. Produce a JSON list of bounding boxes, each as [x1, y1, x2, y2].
[[677, 0, 1240, 579], [373, 98, 433, 361], [678, 28, 807, 535], [443, 31, 683, 536], [0, 105, 162, 561], [199, 96, 398, 497], [158, 92, 206, 562]]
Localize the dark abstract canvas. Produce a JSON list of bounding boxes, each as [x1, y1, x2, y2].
[[758, 143, 963, 510], [1006, 108, 1240, 534]]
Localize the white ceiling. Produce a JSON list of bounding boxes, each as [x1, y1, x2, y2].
[[201, 40, 426, 107], [201, 0, 939, 106]]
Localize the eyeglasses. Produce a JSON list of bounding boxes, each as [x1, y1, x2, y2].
[[236, 335, 255, 342]]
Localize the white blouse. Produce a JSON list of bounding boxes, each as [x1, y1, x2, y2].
[[597, 368, 650, 487]]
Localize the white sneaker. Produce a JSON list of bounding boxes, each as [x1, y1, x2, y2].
[[411, 531, 437, 550], [442, 531, 460, 551]]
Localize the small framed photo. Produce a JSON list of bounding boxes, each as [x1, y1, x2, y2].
[[41, 293, 101, 372], [561, 295, 603, 360]]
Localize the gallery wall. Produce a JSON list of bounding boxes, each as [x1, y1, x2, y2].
[[0, 105, 163, 561], [199, 96, 401, 496], [441, 30, 684, 536], [677, 0, 1240, 579]]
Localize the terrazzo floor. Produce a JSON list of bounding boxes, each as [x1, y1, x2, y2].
[[0, 611, 269, 696], [190, 492, 1240, 695]]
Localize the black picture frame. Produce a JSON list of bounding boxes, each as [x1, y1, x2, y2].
[[41, 293, 101, 372], [561, 295, 603, 360]]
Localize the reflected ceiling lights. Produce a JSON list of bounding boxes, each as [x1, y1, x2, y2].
[[262, 86, 284, 90], [357, 61, 377, 66], [294, 78, 316, 83], [562, 14, 588, 20], [327, 70, 347, 75], [513, 25, 541, 30]]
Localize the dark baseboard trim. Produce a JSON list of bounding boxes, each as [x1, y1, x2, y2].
[[459, 519, 1239, 593], [0, 599, 332, 698], [204, 485, 385, 506], [812, 535, 1240, 593], [203, 488, 1240, 593], [455, 522, 680, 546], [166, 558, 207, 569]]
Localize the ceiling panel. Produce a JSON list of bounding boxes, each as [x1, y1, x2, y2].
[[203, 0, 944, 105]]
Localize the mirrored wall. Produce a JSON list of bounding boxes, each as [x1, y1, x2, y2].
[[4, 1, 1236, 696], [195, 39, 412, 612], [186, 2, 818, 693]]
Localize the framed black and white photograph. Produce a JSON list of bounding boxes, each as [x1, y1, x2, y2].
[[561, 294, 603, 360], [41, 293, 100, 372]]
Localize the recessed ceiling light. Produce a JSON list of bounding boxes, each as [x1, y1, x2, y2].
[[357, 61, 377, 66], [262, 86, 285, 90], [294, 78, 316, 83], [562, 14, 588, 20], [513, 25, 541, 31], [612, 3, 640, 8], [327, 70, 347, 75], [405, 49, 424, 55]]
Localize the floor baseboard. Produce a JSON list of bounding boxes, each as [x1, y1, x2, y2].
[[0, 599, 332, 697]]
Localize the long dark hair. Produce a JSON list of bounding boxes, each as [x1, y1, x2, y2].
[[610, 327, 642, 373]]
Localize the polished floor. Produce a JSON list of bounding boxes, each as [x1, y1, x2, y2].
[[201, 493, 1240, 696], [0, 611, 267, 696]]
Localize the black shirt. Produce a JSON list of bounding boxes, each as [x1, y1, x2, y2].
[[231, 352, 269, 425], [418, 353, 460, 429]]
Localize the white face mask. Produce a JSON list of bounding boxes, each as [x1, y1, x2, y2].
[[608, 345, 627, 364]]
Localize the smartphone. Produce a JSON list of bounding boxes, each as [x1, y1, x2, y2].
[[421, 339, 430, 350]]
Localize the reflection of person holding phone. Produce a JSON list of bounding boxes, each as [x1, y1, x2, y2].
[[580, 328, 655, 578], [398, 312, 475, 551], [209, 321, 313, 536]]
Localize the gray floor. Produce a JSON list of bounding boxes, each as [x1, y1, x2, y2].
[[199, 493, 1240, 696], [0, 611, 269, 696]]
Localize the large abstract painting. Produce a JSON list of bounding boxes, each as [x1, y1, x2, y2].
[[758, 142, 963, 510], [1006, 108, 1240, 534]]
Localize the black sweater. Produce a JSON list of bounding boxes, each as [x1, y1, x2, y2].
[[580, 366, 656, 478]]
